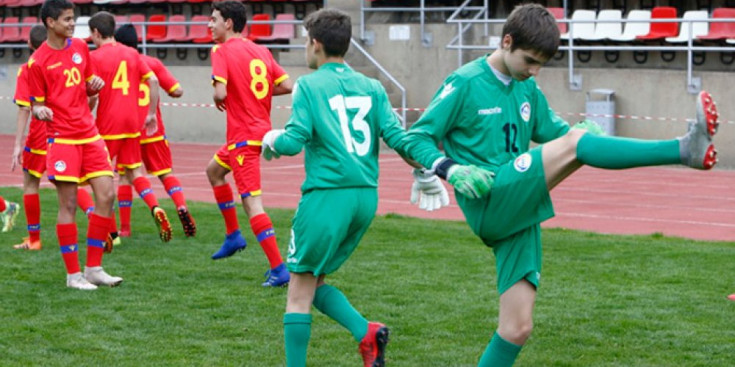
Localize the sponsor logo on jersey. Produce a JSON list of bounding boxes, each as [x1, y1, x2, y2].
[[47, 62, 62, 70], [520, 102, 531, 122], [72, 53, 82, 64], [478, 107, 502, 115], [513, 153, 532, 172], [439, 82, 455, 99], [236, 154, 245, 166], [54, 160, 67, 173]]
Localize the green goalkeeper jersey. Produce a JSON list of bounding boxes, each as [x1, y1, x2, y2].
[[273, 62, 410, 193], [407, 56, 570, 171]]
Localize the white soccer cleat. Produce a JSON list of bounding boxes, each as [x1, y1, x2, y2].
[[1, 201, 20, 232], [84, 266, 123, 287], [67, 272, 98, 290], [679, 90, 719, 170]]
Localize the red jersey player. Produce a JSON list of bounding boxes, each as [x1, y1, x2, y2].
[[88, 11, 173, 243], [29, 0, 122, 290], [113, 23, 196, 238], [205, 1, 294, 287]]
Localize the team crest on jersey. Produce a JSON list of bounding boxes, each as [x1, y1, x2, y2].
[[72, 53, 82, 64], [519, 102, 531, 122], [54, 160, 67, 173], [236, 154, 245, 166], [513, 153, 532, 173]]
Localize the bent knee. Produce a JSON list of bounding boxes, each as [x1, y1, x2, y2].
[[498, 320, 533, 345]]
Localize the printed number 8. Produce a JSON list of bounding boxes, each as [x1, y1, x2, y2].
[[250, 59, 269, 100]]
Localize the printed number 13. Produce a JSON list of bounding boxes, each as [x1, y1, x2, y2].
[[329, 95, 372, 157]]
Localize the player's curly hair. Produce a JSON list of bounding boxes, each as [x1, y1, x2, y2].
[[502, 3, 560, 60], [212, 1, 247, 34], [40, 0, 74, 28], [303, 9, 351, 58]]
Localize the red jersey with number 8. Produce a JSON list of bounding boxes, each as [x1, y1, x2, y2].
[[210, 37, 289, 144], [28, 38, 99, 141]]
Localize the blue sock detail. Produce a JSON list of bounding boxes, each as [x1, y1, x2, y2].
[[218, 201, 236, 210], [118, 201, 132, 208], [167, 186, 182, 196], [27, 224, 40, 232], [87, 238, 106, 249], [139, 188, 153, 198], [60, 244, 78, 253], [256, 228, 275, 242]]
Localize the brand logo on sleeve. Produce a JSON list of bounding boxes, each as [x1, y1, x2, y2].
[[72, 53, 82, 64], [439, 82, 455, 99], [520, 102, 531, 122], [513, 153, 532, 172]]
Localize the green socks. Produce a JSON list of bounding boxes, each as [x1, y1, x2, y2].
[[283, 313, 312, 367], [478, 332, 522, 367], [313, 284, 368, 342], [576, 133, 681, 169]]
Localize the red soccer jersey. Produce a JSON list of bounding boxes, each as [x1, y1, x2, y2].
[[91, 42, 153, 139], [138, 54, 181, 142], [14, 62, 47, 152], [28, 38, 99, 141], [210, 38, 289, 144]]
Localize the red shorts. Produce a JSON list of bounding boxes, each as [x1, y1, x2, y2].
[[138, 138, 173, 176], [22, 148, 47, 178], [105, 137, 142, 171], [46, 137, 113, 183], [213, 143, 262, 197]]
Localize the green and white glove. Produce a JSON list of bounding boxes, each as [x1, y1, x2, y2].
[[572, 119, 606, 136], [261, 129, 284, 161], [410, 169, 450, 211], [433, 158, 494, 200]]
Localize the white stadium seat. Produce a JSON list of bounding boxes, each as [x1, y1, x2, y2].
[[666, 10, 709, 43], [581, 9, 623, 41], [73, 16, 91, 40], [561, 9, 596, 40], [607, 10, 651, 42]]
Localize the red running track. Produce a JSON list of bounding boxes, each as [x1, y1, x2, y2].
[[0, 135, 732, 242]]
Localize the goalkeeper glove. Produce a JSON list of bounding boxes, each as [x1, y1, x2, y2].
[[433, 158, 494, 199], [262, 129, 285, 161], [572, 119, 606, 136], [410, 169, 450, 211]]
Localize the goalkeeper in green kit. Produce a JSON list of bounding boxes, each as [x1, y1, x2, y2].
[[405, 3, 720, 366], [261, 8, 451, 367]]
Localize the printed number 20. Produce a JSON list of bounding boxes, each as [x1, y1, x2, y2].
[[329, 95, 372, 157]]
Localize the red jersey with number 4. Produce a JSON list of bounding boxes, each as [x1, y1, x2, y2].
[[14, 62, 47, 151], [210, 37, 289, 144], [91, 42, 154, 139], [28, 38, 99, 141], [138, 54, 181, 142]]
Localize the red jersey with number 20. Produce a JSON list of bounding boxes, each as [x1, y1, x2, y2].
[[211, 37, 288, 144], [28, 38, 99, 141], [14, 62, 47, 152]]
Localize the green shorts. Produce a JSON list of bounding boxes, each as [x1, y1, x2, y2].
[[456, 146, 552, 294], [286, 187, 378, 276]]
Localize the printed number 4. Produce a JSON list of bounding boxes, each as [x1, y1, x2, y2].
[[329, 95, 372, 157]]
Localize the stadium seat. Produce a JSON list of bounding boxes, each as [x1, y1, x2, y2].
[[0, 17, 22, 43], [607, 9, 651, 41], [154, 14, 188, 43], [665, 10, 708, 43], [6, 0, 43, 7], [128, 13, 145, 41], [73, 16, 91, 40], [146, 14, 167, 42], [19, 16, 37, 41], [189, 15, 212, 43], [246, 13, 272, 42], [636, 6, 678, 40], [547, 7, 567, 34], [581, 9, 623, 41], [560, 9, 596, 40], [71, 0, 94, 4], [697, 8, 735, 41], [114, 15, 129, 28], [255, 13, 295, 44]]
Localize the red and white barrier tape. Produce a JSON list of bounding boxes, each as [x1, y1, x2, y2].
[[3, 96, 731, 124]]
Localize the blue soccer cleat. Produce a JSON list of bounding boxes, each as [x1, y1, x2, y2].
[[211, 230, 247, 260], [262, 263, 290, 287]]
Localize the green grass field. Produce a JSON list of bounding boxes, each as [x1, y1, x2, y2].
[[0, 187, 733, 367]]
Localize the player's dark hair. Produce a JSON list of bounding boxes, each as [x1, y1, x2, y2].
[[212, 1, 247, 33], [303, 9, 351, 58], [89, 11, 116, 38], [502, 3, 560, 59], [40, 0, 74, 28], [114, 23, 138, 51], [29, 24, 47, 49]]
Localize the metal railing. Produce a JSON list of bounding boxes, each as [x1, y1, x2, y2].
[[445, 16, 735, 94]]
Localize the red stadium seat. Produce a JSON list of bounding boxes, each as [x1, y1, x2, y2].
[[547, 7, 567, 34], [697, 8, 735, 41], [0, 17, 23, 43], [189, 15, 212, 44], [636, 6, 678, 40], [6, 0, 43, 7], [154, 15, 188, 42], [146, 14, 167, 42], [71, 0, 94, 4], [128, 13, 146, 41], [247, 13, 271, 42], [19, 17, 38, 41], [114, 15, 129, 28], [255, 13, 294, 44]]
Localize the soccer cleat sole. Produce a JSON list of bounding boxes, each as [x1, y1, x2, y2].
[[698, 91, 719, 137], [372, 326, 390, 367], [177, 208, 197, 237], [153, 209, 173, 243]]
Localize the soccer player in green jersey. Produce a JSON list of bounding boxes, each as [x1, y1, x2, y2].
[[261, 8, 450, 367], [406, 4, 719, 366]]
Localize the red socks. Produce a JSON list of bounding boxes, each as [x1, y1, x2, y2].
[[133, 176, 159, 210], [86, 213, 112, 268], [77, 188, 95, 216], [213, 184, 239, 235], [250, 213, 283, 269], [24, 193, 41, 242], [57, 223, 80, 274], [162, 175, 187, 209], [117, 185, 133, 233]]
